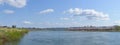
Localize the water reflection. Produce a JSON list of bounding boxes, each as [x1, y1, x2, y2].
[[5, 31, 120, 45]]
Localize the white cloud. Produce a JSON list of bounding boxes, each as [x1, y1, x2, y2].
[[23, 21, 32, 24], [114, 20, 120, 25], [39, 9, 54, 14], [3, 10, 14, 14], [60, 18, 69, 20], [0, 0, 3, 4], [38, 22, 81, 27], [0, 0, 27, 8], [64, 8, 110, 20]]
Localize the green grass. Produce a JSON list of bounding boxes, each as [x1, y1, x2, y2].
[[0, 28, 28, 45]]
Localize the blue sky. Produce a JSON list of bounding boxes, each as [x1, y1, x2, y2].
[[0, 0, 120, 28]]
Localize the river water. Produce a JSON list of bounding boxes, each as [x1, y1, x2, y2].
[[6, 31, 120, 45]]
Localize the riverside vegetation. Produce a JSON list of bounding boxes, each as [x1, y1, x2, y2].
[[0, 25, 120, 45], [0, 28, 28, 45]]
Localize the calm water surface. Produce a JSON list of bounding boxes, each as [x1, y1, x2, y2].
[[7, 30, 120, 45]]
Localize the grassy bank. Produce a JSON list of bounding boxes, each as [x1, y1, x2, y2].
[[0, 28, 28, 45]]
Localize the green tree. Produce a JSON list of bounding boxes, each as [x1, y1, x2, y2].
[[114, 25, 120, 31], [12, 25, 16, 28]]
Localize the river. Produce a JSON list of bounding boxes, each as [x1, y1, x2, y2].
[[5, 30, 120, 45]]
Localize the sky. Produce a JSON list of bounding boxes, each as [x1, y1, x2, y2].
[[0, 0, 120, 28]]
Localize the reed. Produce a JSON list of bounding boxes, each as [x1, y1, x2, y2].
[[0, 28, 28, 45]]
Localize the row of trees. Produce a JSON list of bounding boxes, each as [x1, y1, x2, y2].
[[114, 25, 120, 31], [0, 25, 16, 28]]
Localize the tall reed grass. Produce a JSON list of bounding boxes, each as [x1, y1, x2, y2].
[[0, 28, 28, 45]]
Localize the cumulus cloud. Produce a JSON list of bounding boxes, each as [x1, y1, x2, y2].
[[3, 10, 14, 14], [0, 0, 27, 8], [64, 8, 110, 20], [39, 9, 54, 14], [23, 21, 32, 24]]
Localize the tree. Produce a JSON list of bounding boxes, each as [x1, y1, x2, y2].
[[12, 25, 16, 28], [114, 25, 120, 31]]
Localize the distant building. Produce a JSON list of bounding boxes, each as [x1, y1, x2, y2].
[[68, 26, 115, 31]]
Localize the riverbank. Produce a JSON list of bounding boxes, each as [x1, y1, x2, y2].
[[0, 28, 28, 45]]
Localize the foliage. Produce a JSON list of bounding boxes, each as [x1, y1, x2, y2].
[[114, 25, 120, 31], [12, 25, 16, 28]]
